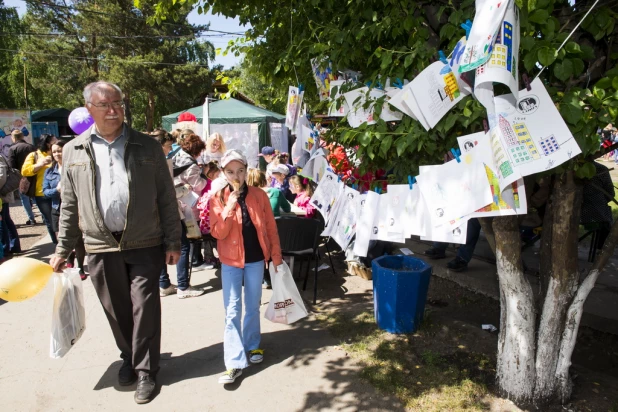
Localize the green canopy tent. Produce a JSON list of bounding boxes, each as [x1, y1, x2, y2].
[[162, 98, 288, 168]]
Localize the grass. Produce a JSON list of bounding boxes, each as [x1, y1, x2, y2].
[[316, 311, 494, 412]]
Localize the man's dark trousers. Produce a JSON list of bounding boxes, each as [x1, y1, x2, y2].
[[88, 244, 165, 375]]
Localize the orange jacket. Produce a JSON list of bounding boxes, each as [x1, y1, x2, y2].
[[210, 186, 283, 268]]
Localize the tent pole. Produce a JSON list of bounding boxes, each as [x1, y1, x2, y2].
[[203, 96, 210, 138]]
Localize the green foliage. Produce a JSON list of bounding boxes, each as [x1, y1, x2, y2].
[[1, 0, 217, 131], [142, 0, 617, 180], [0, 1, 23, 109]]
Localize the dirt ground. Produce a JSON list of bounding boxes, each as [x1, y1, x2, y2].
[[311, 245, 618, 412]]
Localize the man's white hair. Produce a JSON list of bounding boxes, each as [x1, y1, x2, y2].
[[83, 81, 123, 104]]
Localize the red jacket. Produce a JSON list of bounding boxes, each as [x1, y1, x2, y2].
[[210, 186, 283, 268]]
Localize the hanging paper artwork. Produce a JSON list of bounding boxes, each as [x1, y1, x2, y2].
[[385, 86, 418, 121], [404, 186, 429, 237], [328, 80, 348, 117], [420, 216, 469, 245], [285, 86, 304, 130], [474, 0, 520, 117], [456, 132, 528, 218], [353, 191, 379, 257], [404, 61, 470, 130], [448, 36, 475, 95], [370, 193, 407, 243], [490, 78, 582, 192], [301, 151, 332, 183], [385, 184, 414, 238], [309, 170, 343, 223], [458, 0, 513, 74], [311, 57, 338, 101], [330, 186, 360, 251], [342, 87, 381, 128], [379, 89, 404, 122], [416, 160, 493, 227]]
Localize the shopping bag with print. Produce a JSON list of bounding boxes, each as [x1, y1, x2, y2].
[[264, 261, 308, 324], [50, 268, 86, 359]]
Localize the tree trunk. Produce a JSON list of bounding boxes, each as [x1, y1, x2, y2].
[[493, 215, 536, 403], [533, 172, 582, 402], [146, 91, 155, 132]]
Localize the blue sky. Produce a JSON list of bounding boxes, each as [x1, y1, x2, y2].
[[3, 0, 245, 68]]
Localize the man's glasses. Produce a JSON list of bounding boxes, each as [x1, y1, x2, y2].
[[88, 101, 125, 111]]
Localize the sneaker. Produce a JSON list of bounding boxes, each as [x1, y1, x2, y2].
[[249, 349, 264, 364], [218, 368, 242, 384], [159, 285, 177, 297], [424, 247, 446, 259], [177, 286, 205, 299], [118, 358, 137, 386], [25, 220, 36, 226], [447, 256, 468, 272], [192, 262, 215, 271], [134, 375, 156, 404]]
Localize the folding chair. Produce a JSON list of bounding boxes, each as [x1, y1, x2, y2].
[[276, 216, 322, 304]]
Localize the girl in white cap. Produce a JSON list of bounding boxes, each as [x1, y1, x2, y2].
[[210, 149, 283, 384]]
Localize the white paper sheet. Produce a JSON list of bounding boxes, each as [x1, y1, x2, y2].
[[458, 0, 513, 73], [421, 218, 469, 245], [491, 78, 582, 192], [474, 0, 520, 113], [385, 184, 411, 236], [309, 170, 343, 223], [369, 194, 407, 243], [406, 61, 470, 130], [386, 86, 419, 121], [353, 191, 379, 257], [379, 88, 404, 122], [328, 80, 349, 117], [404, 186, 429, 237], [342, 87, 380, 128], [285, 86, 303, 130], [416, 160, 493, 227], [457, 132, 527, 217], [330, 186, 360, 251]]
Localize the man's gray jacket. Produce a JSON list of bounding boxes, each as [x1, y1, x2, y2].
[[55, 126, 181, 258]]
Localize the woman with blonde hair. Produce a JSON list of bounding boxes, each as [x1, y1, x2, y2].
[[201, 132, 226, 164]]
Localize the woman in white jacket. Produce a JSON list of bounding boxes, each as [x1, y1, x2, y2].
[[160, 133, 207, 299]]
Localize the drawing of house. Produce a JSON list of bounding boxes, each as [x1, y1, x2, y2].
[[443, 71, 460, 100], [509, 144, 533, 164], [476, 66, 485, 76], [540, 135, 560, 155], [503, 22, 513, 72], [499, 115, 518, 146], [489, 45, 508, 68], [513, 123, 541, 159]]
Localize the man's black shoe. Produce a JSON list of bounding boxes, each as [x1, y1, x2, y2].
[[134, 375, 156, 404], [118, 358, 137, 386], [447, 256, 468, 272], [424, 247, 446, 259]]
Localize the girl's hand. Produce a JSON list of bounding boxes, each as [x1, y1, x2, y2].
[[56, 182, 61, 191], [227, 190, 240, 206]]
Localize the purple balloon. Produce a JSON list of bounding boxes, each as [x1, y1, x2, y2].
[[68, 107, 94, 135]]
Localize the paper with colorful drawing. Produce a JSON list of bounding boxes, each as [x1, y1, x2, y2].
[[285, 86, 304, 130], [311, 57, 338, 101], [309, 170, 343, 223], [490, 78, 581, 192], [416, 160, 493, 228], [353, 191, 379, 257], [330, 186, 360, 251]]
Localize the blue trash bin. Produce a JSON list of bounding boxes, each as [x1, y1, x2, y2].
[[372, 255, 432, 334]]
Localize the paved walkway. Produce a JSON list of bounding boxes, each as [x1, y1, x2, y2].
[[0, 236, 403, 412]]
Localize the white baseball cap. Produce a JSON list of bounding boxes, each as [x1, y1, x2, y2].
[[271, 164, 290, 175], [220, 149, 248, 168]]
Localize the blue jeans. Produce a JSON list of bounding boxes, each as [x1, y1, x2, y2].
[[19, 192, 35, 222], [432, 218, 482, 263], [1, 202, 21, 254], [34, 196, 57, 244], [221, 261, 264, 370], [159, 221, 191, 290]]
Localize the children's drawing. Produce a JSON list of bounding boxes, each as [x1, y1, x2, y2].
[[405, 61, 470, 130], [311, 57, 338, 101], [353, 191, 380, 257], [369, 194, 406, 243], [285, 86, 304, 130], [386, 86, 419, 122], [458, 0, 513, 74], [342, 87, 380, 128], [331, 186, 360, 251], [309, 170, 343, 223], [416, 159, 493, 228], [491, 78, 581, 192], [474, 0, 520, 114]]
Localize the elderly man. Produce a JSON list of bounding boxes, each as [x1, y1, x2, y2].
[[50, 81, 181, 404]]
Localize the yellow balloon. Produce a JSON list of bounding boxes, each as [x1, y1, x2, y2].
[[0, 257, 53, 302]]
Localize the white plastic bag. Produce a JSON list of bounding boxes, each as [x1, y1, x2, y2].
[[50, 269, 86, 359], [264, 262, 308, 324]]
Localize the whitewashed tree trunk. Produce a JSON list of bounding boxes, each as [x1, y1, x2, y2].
[[493, 216, 536, 403]]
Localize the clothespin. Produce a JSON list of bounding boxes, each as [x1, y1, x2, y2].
[[298, 83, 304, 92], [450, 148, 461, 163], [483, 119, 489, 134], [352, 183, 358, 190], [374, 186, 382, 194], [460, 19, 472, 40], [522, 73, 531, 91], [338, 174, 342, 182], [438, 50, 448, 64], [408, 175, 416, 189], [393, 78, 404, 89]]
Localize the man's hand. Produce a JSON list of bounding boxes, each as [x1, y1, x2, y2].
[[50, 255, 66, 272], [166, 251, 181, 265]]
